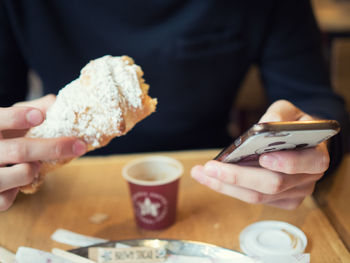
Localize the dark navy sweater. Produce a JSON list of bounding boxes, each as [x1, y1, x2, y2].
[[0, 0, 348, 165]]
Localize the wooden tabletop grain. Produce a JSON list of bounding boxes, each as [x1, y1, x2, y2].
[[0, 150, 349, 262], [315, 154, 350, 251]]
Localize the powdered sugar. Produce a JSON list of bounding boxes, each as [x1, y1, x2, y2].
[[28, 55, 144, 147]]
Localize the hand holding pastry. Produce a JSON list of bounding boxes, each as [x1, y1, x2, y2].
[[0, 95, 87, 211], [22, 55, 157, 193]]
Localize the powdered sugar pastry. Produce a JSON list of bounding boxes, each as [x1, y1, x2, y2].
[[29, 55, 143, 147]]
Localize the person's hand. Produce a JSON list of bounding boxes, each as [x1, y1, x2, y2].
[[0, 95, 87, 211], [191, 100, 329, 210]]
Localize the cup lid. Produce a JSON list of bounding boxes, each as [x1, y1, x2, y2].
[[239, 220, 307, 257]]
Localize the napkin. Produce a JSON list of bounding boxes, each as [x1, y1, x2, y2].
[[0, 246, 15, 263], [51, 228, 108, 247], [15, 247, 74, 263]]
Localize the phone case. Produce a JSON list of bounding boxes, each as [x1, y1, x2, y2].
[[215, 120, 340, 163]]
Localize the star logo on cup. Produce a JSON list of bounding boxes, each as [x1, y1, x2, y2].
[[138, 197, 161, 217]]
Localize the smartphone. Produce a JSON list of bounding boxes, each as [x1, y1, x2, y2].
[[215, 120, 340, 163]]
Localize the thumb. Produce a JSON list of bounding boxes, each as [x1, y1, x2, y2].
[[259, 100, 312, 123], [14, 94, 56, 115]]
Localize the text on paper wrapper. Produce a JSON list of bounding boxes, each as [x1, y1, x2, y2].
[[88, 247, 166, 263]]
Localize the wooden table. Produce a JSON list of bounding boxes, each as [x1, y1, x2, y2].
[[315, 154, 350, 251], [0, 150, 349, 262]]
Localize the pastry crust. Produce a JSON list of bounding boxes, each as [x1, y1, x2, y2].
[[21, 55, 157, 193]]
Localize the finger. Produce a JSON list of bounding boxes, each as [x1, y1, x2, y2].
[[263, 182, 316, 203], [265, 197, 305, 210], [259, 100, 312, 122], [259, 143, 330, 174], [192, 165, 317, 204], [0, 106, 44, 130], [13, 94, 56, 114], [0, 162, 41, 192], [191, 165, 267, 204], [0, 137, 87, 165], [0, 188, 19, 211], [201, 160, 322, 194]]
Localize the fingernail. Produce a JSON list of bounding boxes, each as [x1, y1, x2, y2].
[[72, 140, 87, 156], [191, 166, 205, 184], [204, 162, 218, 178], [26, 109, 43, 125], [260, 154, 277, 168]]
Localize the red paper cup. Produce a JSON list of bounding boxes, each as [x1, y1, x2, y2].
[[122, 156, 183, 230]]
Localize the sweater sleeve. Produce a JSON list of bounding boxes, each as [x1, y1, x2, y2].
[[258, 0, 349, 173], [0, 0, 28, 107]]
